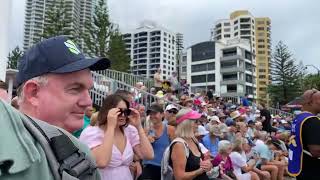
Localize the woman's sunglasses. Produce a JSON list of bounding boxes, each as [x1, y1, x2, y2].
[[119, 108, 131, 117]]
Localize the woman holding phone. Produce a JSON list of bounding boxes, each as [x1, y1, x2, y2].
[[79, 94, 154, 180]]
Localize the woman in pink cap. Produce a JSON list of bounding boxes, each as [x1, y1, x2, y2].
[[170, 109, 213, 180]]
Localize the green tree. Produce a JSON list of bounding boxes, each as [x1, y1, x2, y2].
[[82, 0, 113, 57], [268, 41, 302, 106], [42, 0, 73, 39], [108, 29, 130, 72], [303, 74, 320, 90], [7, 46, 23, 69]]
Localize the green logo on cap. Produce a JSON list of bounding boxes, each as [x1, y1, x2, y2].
[[64, 40, 81, 55]]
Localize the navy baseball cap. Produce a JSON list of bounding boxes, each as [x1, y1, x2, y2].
[[16, 36, 111, 86]]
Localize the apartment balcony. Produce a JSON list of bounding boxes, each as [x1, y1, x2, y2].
[[220, 55, 243, 62], [220, 66, 243, 73]]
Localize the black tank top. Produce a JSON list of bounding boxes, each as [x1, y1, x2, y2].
[[170, 139, 209, 180]]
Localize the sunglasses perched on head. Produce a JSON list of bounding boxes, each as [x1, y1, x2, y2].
[[119, 108, 131, 117]]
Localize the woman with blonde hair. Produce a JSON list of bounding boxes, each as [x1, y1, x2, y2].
[[170, 108, 212, 180]]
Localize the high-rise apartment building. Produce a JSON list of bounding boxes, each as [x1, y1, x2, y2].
[[212, 10, 271, 103], [23, 0, 96, 51], [123, 21, 176, 80], [186, 39, 256, 97], [255, 18, 271, 103]]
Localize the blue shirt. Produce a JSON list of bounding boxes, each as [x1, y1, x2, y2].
[[202, 134, 219, 157], [242, 98, 249, 107], [143, 123, 170, 166]]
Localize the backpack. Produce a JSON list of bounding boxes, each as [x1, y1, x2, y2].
[[161, 137, 189, 180], [22, 115, 97, 180]]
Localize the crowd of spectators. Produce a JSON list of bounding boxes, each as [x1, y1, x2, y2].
[[72, 80, 295, 180]]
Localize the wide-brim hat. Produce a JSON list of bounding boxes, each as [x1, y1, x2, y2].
[[230, 110, 241, 119]]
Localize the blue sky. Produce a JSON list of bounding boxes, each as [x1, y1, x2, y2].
[[9, 0, 320, 73]]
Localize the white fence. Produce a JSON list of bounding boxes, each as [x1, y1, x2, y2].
[[96, 69, 154, 89], [90, 72, 183, 109]]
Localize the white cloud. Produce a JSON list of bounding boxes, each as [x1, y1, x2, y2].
[[10, 0, 320, 72]]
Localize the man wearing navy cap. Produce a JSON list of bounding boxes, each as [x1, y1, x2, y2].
[[0, 36, 110, 180]]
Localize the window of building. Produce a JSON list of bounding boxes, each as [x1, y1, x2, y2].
[[224, 28, 231, 32], [191, 41, 215, 62], [163, 54, 167, 58], [227, 84, 237, 92], [257, 27, 264, 31], [164, 37, 167, 41], [221, 61, 237, 68], [245, 50, 252, 60], [259, 81, 267, 85], [222, 73, 237, 81], [240, 30, 251, 35], [258, 32, 264, 36], [163, 43, 167, 47], [164, 32, 167, 36], [191, 62, 215, 72], [216, 23, 222, 28], [234, 20, 238, 24], [259, 87, 267, 91], [246, 86, 253, 94], [258, 63, 266, 67], [223, 47, 237, 57], [224, 22, 231, 26], [258, 51, 265, 54], [245, 62, 253, 71], [240, 24, 251, 29], [182, 67, 187, 72], [258, 45, 265, 48], [257, 21, 264, 25], [234, 32, 238, 36], [224, 34, 231, 38], [240, 18, 250, 23], [259, 69, 266, 73], [258, 39, 265, 43], [259, 75, 266, 79], [245, 74, 253, 83], [191, 74, 215, 83], [234, 26, 239, 30]]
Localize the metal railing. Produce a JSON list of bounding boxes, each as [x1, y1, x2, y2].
[[90, 72, 184, 109], [221, 96, 240, 104], [92, 70, 293, 117], [269, 107, 294, 117], [96, 69, 154, 89]]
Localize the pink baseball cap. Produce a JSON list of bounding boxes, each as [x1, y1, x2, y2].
[[176, 109, 202, 124]]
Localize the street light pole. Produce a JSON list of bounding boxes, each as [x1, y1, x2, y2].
[[305, 65, 320, 76]]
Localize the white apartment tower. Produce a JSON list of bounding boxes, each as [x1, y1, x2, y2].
[[23, 0, 96, 51], [211, 10, 271, 103], [187, 39, 256, 97], [123, 21, 176, 80]]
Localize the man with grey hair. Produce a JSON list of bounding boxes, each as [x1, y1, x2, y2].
[[0, 36, 110, 180]]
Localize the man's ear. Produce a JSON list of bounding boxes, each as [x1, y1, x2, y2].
[[23, 80, 41, 107]]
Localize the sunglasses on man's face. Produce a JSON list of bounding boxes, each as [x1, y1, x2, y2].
[[167, 110, 178, 114], [119, 108, 131, 117]]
